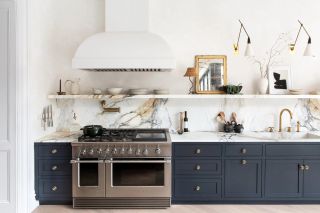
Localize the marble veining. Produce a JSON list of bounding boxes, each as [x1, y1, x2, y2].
[[49, 98, 320, 133]]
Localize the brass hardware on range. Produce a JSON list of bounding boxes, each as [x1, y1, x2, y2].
[[51, 149, 58, 154], [101, 100, 120, 113], [279, 108, 293, 132], [195, 149, 201, 154], [195, 186, 201, 191], [240, 148, 247, 154], [195, 165, 201, 171], [241, 160, 247, 165], [299, 164, 305, 171], [51, 165, 58, 171], [304, 165, 310, 171], [52, 186, 58, 192]]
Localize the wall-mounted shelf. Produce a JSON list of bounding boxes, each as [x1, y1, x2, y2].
[[48, 94, 320, 100]]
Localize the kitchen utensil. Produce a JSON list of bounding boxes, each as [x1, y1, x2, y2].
[[129, 88, 149, 95], [42, 108, 47, 130], [107, 88, 123, 95], [216, 112, 226, 124], [231, 112, 237, 123], [46, 106, 50, 127], [81, 125, 104, 137], [49, 105, 53, 127]]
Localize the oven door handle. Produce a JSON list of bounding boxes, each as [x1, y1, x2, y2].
[[106, 160, 171, 164], [70, 160, 105, 164]]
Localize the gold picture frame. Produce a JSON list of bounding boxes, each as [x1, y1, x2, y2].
[[195, 55, 228, 94]]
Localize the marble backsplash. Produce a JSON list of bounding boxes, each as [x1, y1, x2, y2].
[[50, 98, 320, 133]]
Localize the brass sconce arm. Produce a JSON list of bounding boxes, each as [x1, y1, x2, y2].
[[290, 20, 312, 51], [234, 20, 252, 51]]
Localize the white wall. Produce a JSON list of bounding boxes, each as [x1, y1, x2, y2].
[[28, 0, 320, 210]]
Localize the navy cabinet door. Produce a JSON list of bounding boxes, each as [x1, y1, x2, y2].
[[224, 159, 262, 198], [265, 160, 303, 198], [303, 160, 320, 198]]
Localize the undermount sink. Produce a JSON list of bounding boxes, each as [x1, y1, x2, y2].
[[242, 132, 320, 141]]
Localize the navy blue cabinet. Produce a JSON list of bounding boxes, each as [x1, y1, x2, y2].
[[303, 160, 320, 198], [265, 160, 303, 198], [34, 143, 72, 205], [225, 159, 262, 198], [173, 142, 320, 204]]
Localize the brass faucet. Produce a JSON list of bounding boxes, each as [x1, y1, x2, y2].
[[279, 108, 293, 132]]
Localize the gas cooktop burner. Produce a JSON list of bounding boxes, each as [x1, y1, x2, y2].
[[78, 128, 167, 142]]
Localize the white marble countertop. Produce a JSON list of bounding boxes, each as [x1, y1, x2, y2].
[[35, 131, 320, 143]]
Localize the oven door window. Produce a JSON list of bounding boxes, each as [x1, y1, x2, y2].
[[79, 159, 99, 187], [112, 163, 164, 186]]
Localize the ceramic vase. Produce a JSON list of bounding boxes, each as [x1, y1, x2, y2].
[[258, 77, 269, 94]]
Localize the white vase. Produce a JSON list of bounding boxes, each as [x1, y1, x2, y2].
[[258, 78, 269, 94]]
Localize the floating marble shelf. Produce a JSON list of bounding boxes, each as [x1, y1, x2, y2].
[[48, 94, 320, 100]]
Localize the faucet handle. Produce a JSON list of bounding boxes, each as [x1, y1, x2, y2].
[[285, 127, 292, 132], [267, 127, 275, 132], [296, 121, 301, 132]]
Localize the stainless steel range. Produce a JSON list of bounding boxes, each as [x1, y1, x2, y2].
[[71, 128, 172, 208]]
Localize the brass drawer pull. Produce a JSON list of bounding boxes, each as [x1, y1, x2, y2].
[[195, 149, 201, 154], [299, 164, 305, 170], [51, 186, 58, 192], [305, 165, 310, 171], [51, 165, 58, 171], [195, 165, 201, 171], [241, 160, 247, 165], [195, 186, 201, 191], [51, 149, 58, 154], [240, 148, 247, 154]]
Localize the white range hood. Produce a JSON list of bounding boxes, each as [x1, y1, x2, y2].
[[72, 0, 176, 72]]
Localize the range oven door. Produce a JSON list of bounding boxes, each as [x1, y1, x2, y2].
[[106, 158, 171, 197], [71, 159, 106, 197]]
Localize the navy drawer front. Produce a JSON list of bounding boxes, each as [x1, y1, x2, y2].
[[174, 144, 222, 157], [175, 159, 221, 176], [225, 144, 263, 157], [39, 159, 71, 176], [266, 145, 320, 156], [37, 143, 71, 158], [38, 177, 72, 198], [174, 178, 221, 200]]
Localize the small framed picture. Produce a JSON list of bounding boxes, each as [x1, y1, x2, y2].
[[268, 66, 291, 95]]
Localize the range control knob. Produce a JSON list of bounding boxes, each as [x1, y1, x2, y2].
[[120, 147, 126, 155], [155, 146, 161, 155], [97, 148, 103, 155], [88, 148, 94, 156], [143, 148, 149, 156], [128, 146, 133, 155], [80, 148, 87, 156], [136, 148, 141, 156], [105, 146, 110, 154], [112, 147, 118, 155]]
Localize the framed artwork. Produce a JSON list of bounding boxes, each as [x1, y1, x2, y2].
[[268, 66, 291, 95]]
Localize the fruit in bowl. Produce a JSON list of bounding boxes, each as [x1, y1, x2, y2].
[[106, 88, 123, 95]]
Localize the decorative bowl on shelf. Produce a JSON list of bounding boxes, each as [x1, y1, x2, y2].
[[154, 89, 169, 95], [106, 88, 123, 95], [129, 89, 149, 95]]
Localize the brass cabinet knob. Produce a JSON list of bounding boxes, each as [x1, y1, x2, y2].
[[195, 149, 201, 154], [240, 148, 247, 154], [195, 165, 201, 171], [305, 165, 310, 171], [299, 164, 305, 170], [195, 186, 201, 191], [51, 149, 58, 154], [51, 165, 58, 171], [241, 160, 247, 165], [51, 186, 58, 192]]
